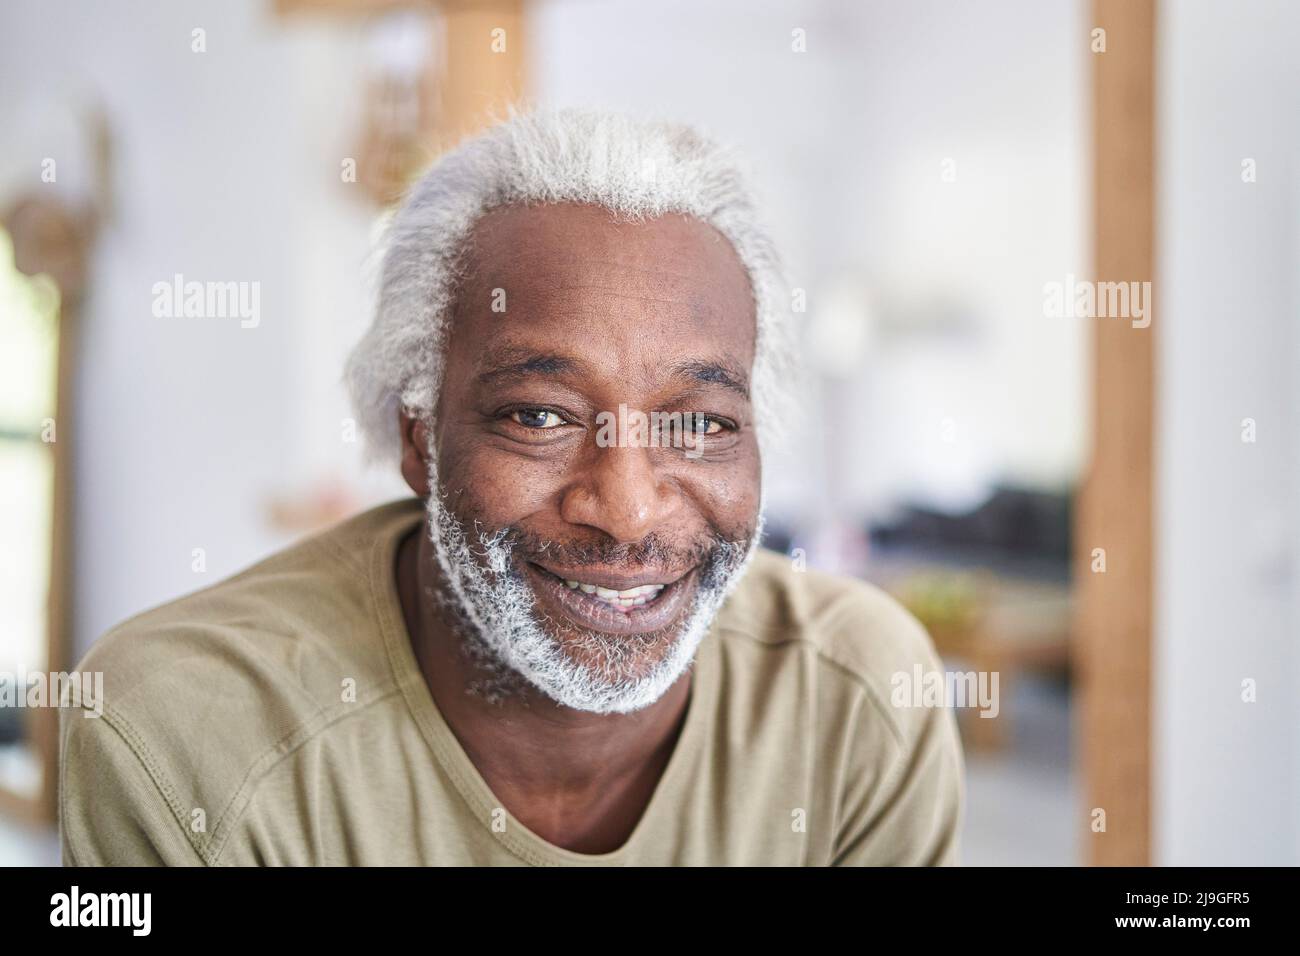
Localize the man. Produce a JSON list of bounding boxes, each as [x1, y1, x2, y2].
[[61, 110, 963, 866]]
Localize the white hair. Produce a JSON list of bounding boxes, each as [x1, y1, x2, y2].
[[345, 107, 791, 461]]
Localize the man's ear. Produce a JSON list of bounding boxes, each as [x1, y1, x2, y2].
[[398, 410, 432, 497]]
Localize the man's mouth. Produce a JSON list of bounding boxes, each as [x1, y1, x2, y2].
[[523, 561, 699, 636], [559, 578, 666, 609]]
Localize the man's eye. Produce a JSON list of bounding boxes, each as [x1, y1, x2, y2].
[[510, 408, 565, 429], [685, 414, 725, 436]]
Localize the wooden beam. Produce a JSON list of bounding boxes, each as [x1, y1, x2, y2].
[[273, 0, 530, 166], [273, 0, 435, 17], [34, 294, 78, 824], [434, 0, 528, 149], [1076, 0, 1157, 866]]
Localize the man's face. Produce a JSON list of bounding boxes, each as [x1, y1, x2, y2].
[[404, 202, 763, 713]]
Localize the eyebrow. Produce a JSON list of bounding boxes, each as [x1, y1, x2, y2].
[[670, 359, 750, 398], [476, 348, 750, 399], [476, 349, 583, 387]]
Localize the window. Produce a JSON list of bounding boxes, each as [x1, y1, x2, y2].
[[0, 224, 62, 808]]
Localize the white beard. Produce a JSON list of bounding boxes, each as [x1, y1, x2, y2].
[[422, 462, 762, 715]]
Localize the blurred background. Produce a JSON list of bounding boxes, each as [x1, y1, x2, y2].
[[1, 0, 1296, 866]]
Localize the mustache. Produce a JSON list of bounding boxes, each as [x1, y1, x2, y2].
[[489, 526, 737, 572]]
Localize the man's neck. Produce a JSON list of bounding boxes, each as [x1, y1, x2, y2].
[[394, 525, 692, 853]]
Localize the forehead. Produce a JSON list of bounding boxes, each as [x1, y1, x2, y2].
[[447, 203, 757, 386]]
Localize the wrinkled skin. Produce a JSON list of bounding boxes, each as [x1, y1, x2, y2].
[[395, 202, 761, 853]]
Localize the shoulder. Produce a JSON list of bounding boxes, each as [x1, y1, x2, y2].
[[718, 548, 944, 738], [61, 500, 421, 864], [78, 500, 417, 712], [715, 549, 964, 865]]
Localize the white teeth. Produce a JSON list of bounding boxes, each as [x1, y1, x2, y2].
[[561, 578, 667, 607]]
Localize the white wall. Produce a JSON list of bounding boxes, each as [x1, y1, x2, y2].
[[1156, 0, 1300, 864], [0, 0, 388, 659]]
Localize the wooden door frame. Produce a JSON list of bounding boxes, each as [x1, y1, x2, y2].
[[1075, 0, 1157, 866]]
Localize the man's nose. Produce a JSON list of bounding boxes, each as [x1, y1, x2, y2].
[[558, 444, 680, 545]]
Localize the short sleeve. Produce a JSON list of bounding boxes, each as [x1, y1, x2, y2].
[[60, 708, 205, 867], [829, 634, 966, 866]]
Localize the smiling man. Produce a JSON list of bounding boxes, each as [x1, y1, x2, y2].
[[60, 110, 963, 866]]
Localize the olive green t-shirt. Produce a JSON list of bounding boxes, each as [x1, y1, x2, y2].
[[60, 499, 964, 866]]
